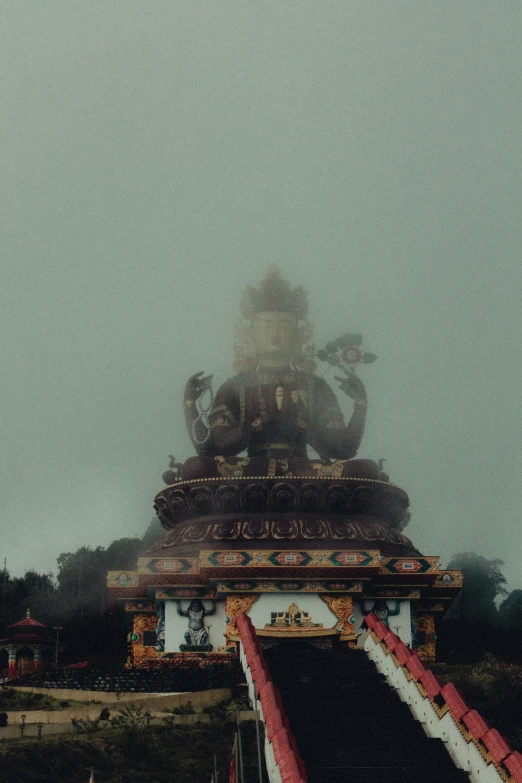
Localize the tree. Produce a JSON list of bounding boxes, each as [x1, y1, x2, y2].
[[445, 552, 507, 624], [141, 517, 164, 550], [498, 590, 522, 631]]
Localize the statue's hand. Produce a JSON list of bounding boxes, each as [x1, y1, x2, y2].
[[334, 371, 367, 403], [184, 371, 213, 404]]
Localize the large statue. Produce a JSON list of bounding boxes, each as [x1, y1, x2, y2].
[[182, 268, 379, 480]]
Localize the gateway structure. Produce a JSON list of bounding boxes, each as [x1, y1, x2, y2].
[[108, 269, 460, 666]]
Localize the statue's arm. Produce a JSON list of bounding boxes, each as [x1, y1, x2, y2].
[[388, 601, 401, 617], [206, 601, 217, 617], [207, 379, 250, 456], [184, 372, 215, 455], [176, 600, 188, 617], [307, 376, 367, 459]]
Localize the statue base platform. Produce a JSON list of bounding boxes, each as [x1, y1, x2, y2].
[[109, 474, 462, 668]]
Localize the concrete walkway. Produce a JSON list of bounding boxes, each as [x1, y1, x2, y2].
[[0, 686, 239, 739]]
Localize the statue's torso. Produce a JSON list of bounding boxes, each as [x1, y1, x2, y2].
[[212, 369, 331, 458]]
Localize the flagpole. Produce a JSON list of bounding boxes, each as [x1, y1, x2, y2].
[[235, 729, 239, 782], [255, 706, 263, 782], [236, 712, 245, 783]]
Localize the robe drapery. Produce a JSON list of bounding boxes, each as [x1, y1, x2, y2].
[[187, 368, 367, 463]]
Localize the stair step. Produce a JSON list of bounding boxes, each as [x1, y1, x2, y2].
[[263, 643, 468, 783]]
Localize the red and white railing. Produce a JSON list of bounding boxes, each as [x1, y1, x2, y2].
[[236, 613, 308, 783], [364, 612, 522, 783]]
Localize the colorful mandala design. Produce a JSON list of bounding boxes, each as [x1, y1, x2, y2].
[[149, 558, 192, 573], [115, 572, 132, 586], [385, 558, 431, 574], [275, 581, 304, 591], [208, 551, 253, 567], [329, 551, 373, 567], [268, 551, 312, 567]]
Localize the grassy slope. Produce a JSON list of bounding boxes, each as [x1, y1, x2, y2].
[[432, 657, 522, 751], [0, 688, 69, 712], [0, 722, 263, 783]]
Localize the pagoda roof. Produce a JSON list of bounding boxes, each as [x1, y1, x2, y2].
[[8, 617, 47, 630], [8, 609, 46, 630], [5, 610, 55, 645]]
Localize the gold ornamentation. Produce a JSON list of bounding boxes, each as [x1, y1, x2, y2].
[[264, 601, 322, 630], [215, 456, 251, 478], [124, 601, 156, 612], [211, 405, 236, 431], [200, 549, 381, 569], [216, 581, 363, 593], [130, 614, 160, 668], [310, 460, 348, 478], [107, 571, 140, 588], [320, 594, 354, 634], [413, 613, 436, 661], [225, 595, 259, 637]]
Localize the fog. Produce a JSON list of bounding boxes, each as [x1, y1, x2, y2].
[[2, 2, 521, 588]]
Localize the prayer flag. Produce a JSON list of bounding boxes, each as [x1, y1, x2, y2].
[[229, 732, 238, 783]]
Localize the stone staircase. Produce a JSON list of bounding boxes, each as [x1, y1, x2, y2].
[[264, 641, 470, 783]]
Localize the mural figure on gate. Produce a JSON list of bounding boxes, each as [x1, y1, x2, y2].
[[176, 600, 216, 649], [155, 604, 165, 652], [362, 599, 401, 628]]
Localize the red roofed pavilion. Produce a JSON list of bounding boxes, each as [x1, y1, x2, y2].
[[0, 609, 55, 679]]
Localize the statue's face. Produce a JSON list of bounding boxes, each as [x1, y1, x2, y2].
[[251, 311, 298, 362]]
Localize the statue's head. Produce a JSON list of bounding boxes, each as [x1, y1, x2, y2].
[[251, 310, 298, 363], [187, 600, 203, 611], [373, 600, 389, 618], [235, 267, 315, 372]]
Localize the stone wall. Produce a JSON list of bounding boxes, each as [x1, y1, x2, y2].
[[13, 660, 243, 693]]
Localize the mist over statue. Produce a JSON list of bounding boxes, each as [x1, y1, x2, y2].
[[182, 267, 382, 481]]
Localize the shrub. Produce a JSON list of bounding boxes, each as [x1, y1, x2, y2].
[[71, 716, 100, 734], [110, 704, 151, 727], [170, 701, 195, 716]]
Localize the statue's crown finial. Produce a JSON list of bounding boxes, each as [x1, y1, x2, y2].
[[240, 268, 308, 320]]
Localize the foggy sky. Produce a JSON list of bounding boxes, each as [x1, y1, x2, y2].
[[2, 2, 522, 590]]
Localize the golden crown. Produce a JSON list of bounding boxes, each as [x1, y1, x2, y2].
[[240, 266, 309, 321]]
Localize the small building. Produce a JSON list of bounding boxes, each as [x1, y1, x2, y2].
[[0, 610, 55, 679]]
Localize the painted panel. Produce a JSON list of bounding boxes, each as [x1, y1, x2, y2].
[[247, 594, 338, 630], [164, 599, 227, 653]]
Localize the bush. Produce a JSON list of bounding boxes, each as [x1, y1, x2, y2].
[[170, 701, 195, 716], [433, 654, 522, 750], [71, 717, 100, 734], [110, 704, 151, 727], [202, 699, 231, 722]]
